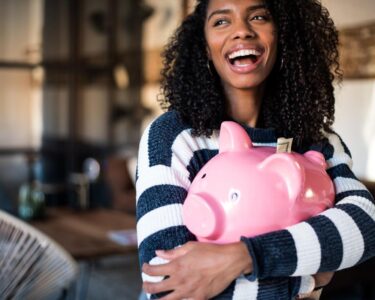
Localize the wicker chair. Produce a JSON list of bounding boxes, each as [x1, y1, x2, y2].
[[0, 210, 78, 299]]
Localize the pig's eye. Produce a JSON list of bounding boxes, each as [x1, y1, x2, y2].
[[229, 189, 241, 203], [231, 192, 239, 201], [201, 173, 206, 179]]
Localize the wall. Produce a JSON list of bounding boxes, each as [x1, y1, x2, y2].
[[0, 0, 43, 149], [322, 0, 375, 180], [322, 0, 375, 28], [334, 80, 375, 180]]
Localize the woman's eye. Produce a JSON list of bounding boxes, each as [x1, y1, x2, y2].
[[251, 15, 267, 21], [213, 19, 229, 27]]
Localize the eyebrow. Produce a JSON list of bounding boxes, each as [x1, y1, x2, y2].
[[207, 4, 267, 22]]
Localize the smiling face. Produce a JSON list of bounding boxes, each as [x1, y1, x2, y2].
[[204, 0, 278, 94]]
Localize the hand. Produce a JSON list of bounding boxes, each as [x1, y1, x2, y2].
[[297, 272, 334, 300], [313, 271, 334, 288], [142, 241, 252, 300]]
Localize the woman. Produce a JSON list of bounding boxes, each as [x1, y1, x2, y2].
[[136, 0, 375, 299]]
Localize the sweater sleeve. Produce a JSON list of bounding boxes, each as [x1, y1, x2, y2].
[[136, 114, 315, 299], [136, 117, 195, 279], [241, 132, 375, 280]]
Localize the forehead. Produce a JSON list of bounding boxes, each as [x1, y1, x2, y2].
[[206, 0, 267, 12]]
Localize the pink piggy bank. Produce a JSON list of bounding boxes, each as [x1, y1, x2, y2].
[[182, 121, 335, 243]]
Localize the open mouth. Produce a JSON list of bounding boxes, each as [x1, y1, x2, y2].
[[227, 49, 262, 66]]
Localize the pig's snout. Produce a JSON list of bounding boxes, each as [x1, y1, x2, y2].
[[182, 194, 223, 239]]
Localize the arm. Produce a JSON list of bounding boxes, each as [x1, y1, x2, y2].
[[137, 114, 313, 299], [136, 118, 195, 285], [137, 115, 243, 299], [148, 242, 315, 300], [137, 118, 261, 299], [241, 132, 375, 280]]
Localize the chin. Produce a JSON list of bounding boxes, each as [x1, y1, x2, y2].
[[232, 78, 264, 90]]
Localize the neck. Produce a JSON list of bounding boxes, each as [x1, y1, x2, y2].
[[224, 86, 264, 128]]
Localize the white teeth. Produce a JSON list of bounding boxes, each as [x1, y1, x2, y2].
[[228, 49, 261, 60]]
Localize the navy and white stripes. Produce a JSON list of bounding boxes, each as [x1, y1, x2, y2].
[[136, 111, 375, 299], [243, 129, 375, 282]]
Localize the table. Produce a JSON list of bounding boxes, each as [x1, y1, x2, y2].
[[30, 207, 137, 260]]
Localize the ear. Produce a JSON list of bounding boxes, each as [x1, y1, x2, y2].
[[259, 153, 304, 202], [219, 121, 253, 153]]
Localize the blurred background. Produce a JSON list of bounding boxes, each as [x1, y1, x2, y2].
[[0, 0, 189, 213], [0, 0, 374, 299]]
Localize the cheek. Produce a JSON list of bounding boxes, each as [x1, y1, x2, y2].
[[205, 35, 224, 61], [271, 32, 278, 53], [270, 40, 278, 63], [266, 31, 278, 65], [206, 40, 219, 58], [204, 28, 211, 59]]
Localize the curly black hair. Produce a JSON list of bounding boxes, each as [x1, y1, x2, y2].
[[159, 0, 341, 148]]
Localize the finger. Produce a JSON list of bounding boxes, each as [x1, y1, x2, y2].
[[143, 277, 175, 295], [159, 290, 194, 300], [142, 262, 173, 277], [155, 249, 179, 260], [297, 289, 322, 300], [158, 291, 179, 300], [156, 244, 192, 260], [314, 271, 335, 287]]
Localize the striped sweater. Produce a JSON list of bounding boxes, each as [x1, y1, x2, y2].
[[136, 111, 375, 299]]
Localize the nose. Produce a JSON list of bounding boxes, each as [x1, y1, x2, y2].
[[231, 20, 256, 40]]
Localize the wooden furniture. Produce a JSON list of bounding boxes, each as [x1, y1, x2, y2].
[[30, 207, 137, 260]]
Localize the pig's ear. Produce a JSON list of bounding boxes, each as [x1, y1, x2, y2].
[[219, 121, 253, 153], [259, 154, 303, 201], [304, 150, 327, 169]]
